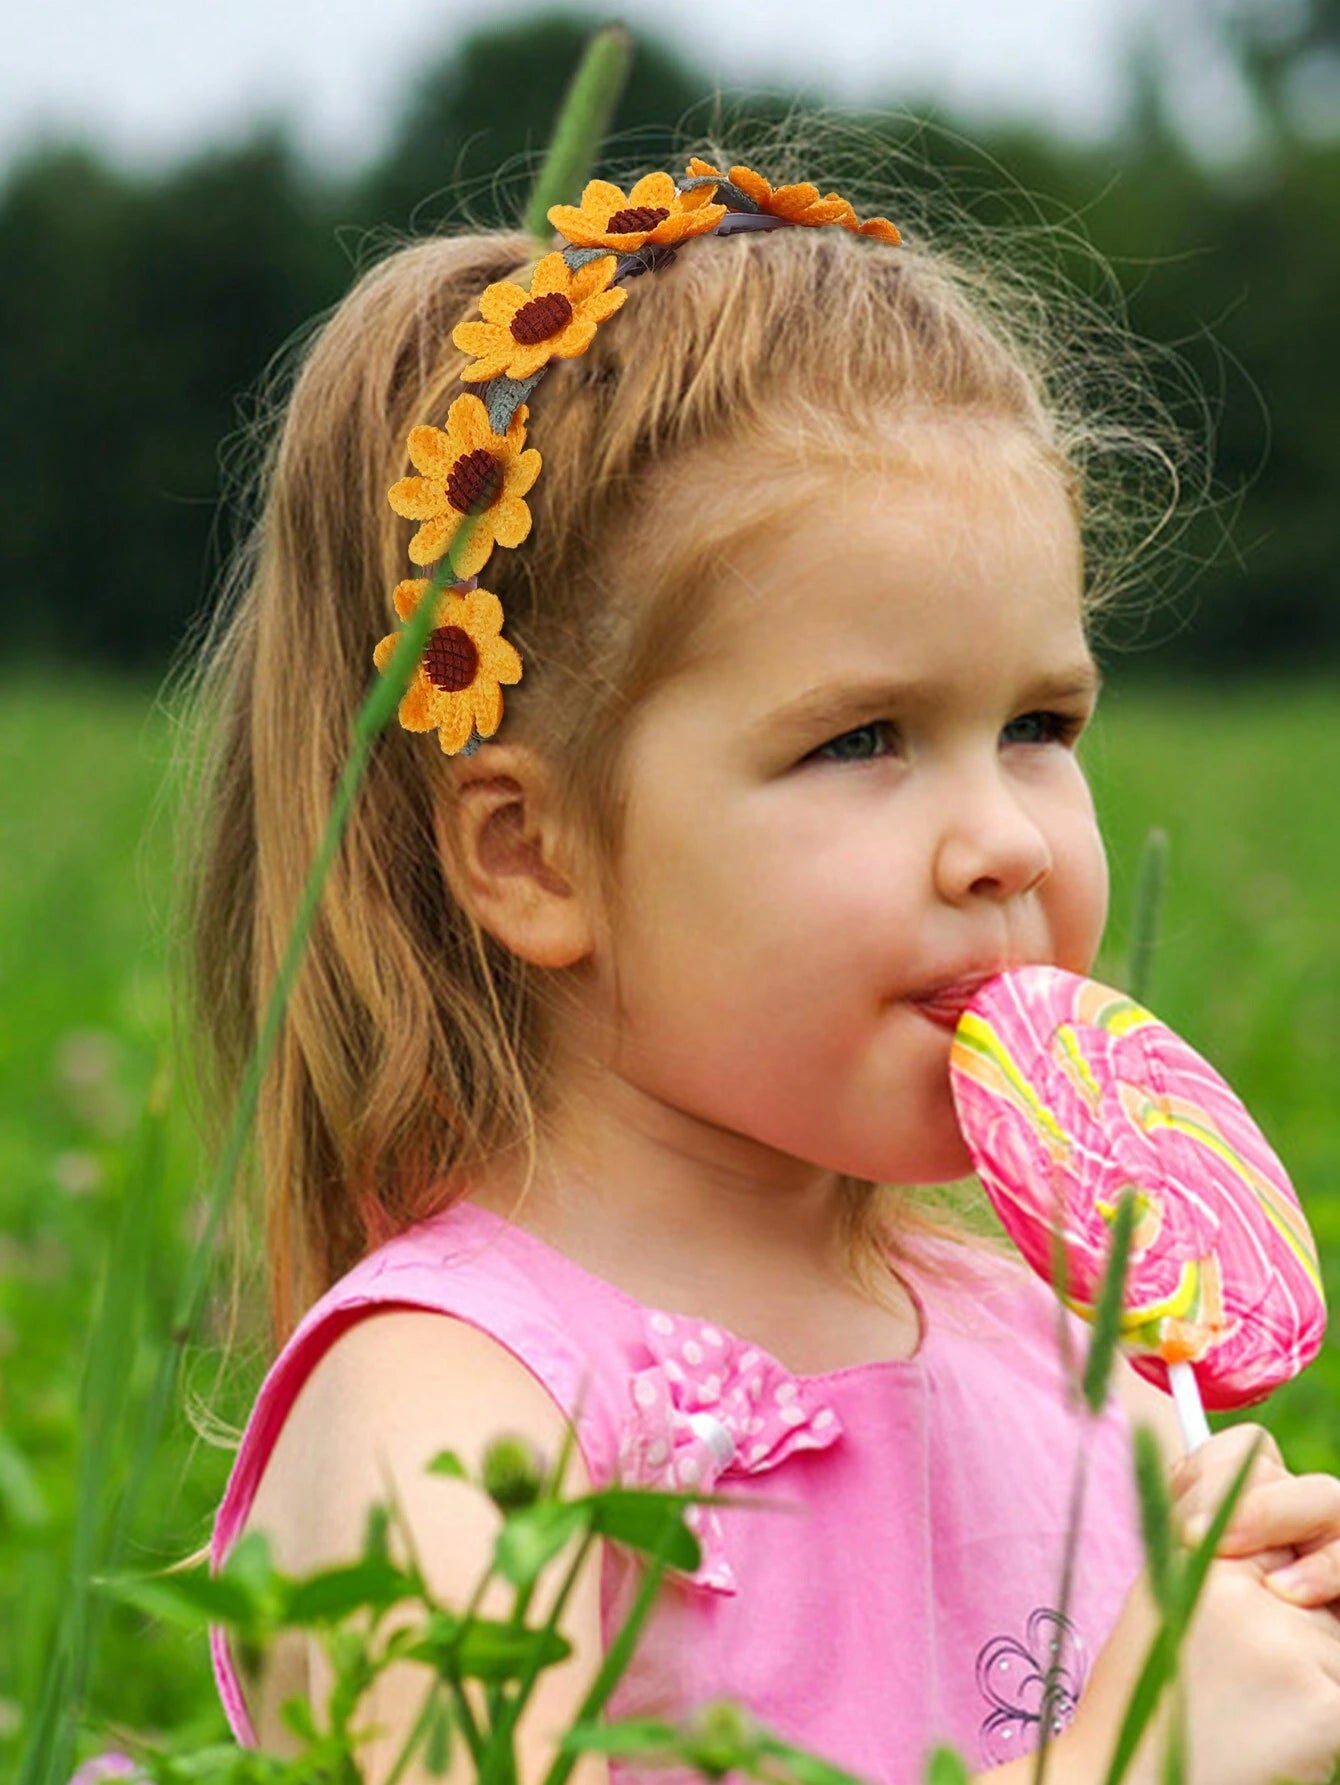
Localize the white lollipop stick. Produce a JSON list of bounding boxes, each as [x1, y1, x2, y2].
[[1168, 1359, 1212, 1452]]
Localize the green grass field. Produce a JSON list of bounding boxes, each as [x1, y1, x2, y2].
[[2, 669, 1338, 1760]]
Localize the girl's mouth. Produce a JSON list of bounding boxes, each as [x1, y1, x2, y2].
[[907, 975, 1001, 1029]]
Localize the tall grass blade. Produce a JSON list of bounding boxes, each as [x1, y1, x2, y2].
[[1132, 1425, 1174, 1614], [1082, 1188, 1137, 1415], [523, 24, 634, 244], [20, 525, 480, 1785], [1127, 828, 1168, 1006]]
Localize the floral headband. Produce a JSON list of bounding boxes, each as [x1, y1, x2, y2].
[[373, 159, 902, 757]]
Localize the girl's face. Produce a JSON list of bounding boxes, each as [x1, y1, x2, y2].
[[594, 428, 1108, 1187]]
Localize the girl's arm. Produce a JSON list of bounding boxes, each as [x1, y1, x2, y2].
[[237, 1308, 611, 1785]]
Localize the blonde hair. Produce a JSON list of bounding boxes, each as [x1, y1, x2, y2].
[[166, 114, 1206, 1351]]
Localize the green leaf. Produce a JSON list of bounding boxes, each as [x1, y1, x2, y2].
[[363, 1502, 392, 1563], [96, 1566, 258, 1631], [281, 1557, 412, 1625], [1127, 828, 1169, 1007], [493, 1501, 589, 1587], [559, 1719, 681, 1757], [221, 1531, 281, 1604], [1083, 1188, 1138, 1415], [279, 1694, 321, 1745], [585, 1490, 702, 1572], [923, 1747, 972, 1785], [427, 1451, 471, 1483], [457, 1619, 573, 1682], [1101, 1620, 1178, 1785], [1133, 1423, 1176, 1614]]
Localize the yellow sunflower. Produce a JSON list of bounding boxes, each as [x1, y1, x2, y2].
[[373, 579, 522, 755], [685, 158, 902, 245], [451, 250, 628, 383], [387, 394, 541, 579], [548, 172, 725, 252]]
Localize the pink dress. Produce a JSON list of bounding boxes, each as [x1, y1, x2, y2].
[[210, 1198, 1147, 1782]]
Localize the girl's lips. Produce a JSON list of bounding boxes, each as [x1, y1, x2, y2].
[[908, 976, 1000, 1028]]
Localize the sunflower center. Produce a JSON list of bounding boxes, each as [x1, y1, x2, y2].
[[424, 625, 480, 693], [510, 291, 574, 345], [446, 449, 504, 515], [605, 205, 669, 234]]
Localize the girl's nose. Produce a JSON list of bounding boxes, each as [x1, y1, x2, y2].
[[932, 768, 1053, 905]]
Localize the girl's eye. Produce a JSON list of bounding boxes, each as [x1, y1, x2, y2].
[[1002, 710, 1085, 747], [805, 720, 900, 766]]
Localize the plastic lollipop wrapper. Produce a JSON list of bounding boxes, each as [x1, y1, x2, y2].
[[948, 965, 1326, 1451]]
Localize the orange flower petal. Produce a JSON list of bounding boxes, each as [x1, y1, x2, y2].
[[857, 217, 902, 244], [398, 673, 439, 732], [686, 156, 723, 180], [477, 281, 529, 326], [654, 204, 727, 244], [676, 182, 720, 213], [436, 695, 477, 754], [504, 341, 556, 381], [373, 632, 398, 670], [491, 496, 532, 550], [629, 171, 676, 209], [389, 476, 446, 521], [480, 634, 523, 685], [582, 287, 627, 322], [507, 448, 542, 499], [451, 521, 496, 579], [568, 254, 620, 302], [445, 393, 494, 454], [471, 678, 504, 738], [579, 178, 629, 214], [531, 251, 570, 297], [549, 319, 598, 360], [773, 181, 821, 210], [729, 166, 774, 206], [392, 578, 429, 622], [408, 514, 457, 566], [462, 588, 505, 634], [547, 212, 617, 249], [405, 425, 454, 482]]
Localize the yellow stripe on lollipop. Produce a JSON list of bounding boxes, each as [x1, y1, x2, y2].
[[1117, 1082, 1324, 1295], [951, 1013, 1070, 1155]]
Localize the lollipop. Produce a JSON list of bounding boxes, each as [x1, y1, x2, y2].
[[948, 965, 1326, 1450]]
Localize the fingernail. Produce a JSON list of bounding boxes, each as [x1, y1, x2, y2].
[[1269, 1562, 1311, 1599]]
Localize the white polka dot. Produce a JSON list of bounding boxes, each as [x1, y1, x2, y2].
[[739, 1348, 761, 1370], [680, 1456, 701, 1485], [779, 1403, 807, 1425], [700, 1326, 724, 1347], [813, 1408, 836, 1429], [747, 1415, 764, 1434], [747, 1376, 764, 1400], [634, 1377, 658, 1408], [686, 1505, 704, 1528], [775, 1380, 799, 1404], [683, 1339, 704, 1365], [650, 1312, 675, 1335], [748, 1441, 769, 1462], [700, 1374, 722, 1402], [663, 1359, 685, 1384], [646, 1438, 669, 1467]]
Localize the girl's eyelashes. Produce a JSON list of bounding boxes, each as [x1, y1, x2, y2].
[[801, 709, 1087, 767]]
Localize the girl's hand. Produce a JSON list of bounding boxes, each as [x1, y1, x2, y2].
[[1171, 1421, 1340, 1611]]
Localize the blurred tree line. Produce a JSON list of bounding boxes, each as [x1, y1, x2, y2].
[[1, 6, 1337, 676]]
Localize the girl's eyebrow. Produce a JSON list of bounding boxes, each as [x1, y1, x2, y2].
[[751, 660, 1104, 740]]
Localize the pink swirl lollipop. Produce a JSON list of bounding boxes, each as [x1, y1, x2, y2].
[[948, 965, 1326, 1448]]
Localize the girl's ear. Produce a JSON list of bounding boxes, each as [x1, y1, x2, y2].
[[432, 741, 597, 971]]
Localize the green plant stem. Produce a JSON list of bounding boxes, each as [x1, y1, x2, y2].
[[1127, 828, 1168, 1006], [383, 1679, 449, 1785], [539, 1510, 680, 1785], [523, 23, 634, 243], [1031, 1426, 1095, 1785], [486, 1526, 599, 1764]]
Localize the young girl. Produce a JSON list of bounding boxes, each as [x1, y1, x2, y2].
[[178, 133, 1340, 1785]]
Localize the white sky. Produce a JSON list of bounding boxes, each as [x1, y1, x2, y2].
[[0, 0, 1272, 181]]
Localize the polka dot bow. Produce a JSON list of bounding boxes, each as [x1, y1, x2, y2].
[[617, 1307, 846, 1594]]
